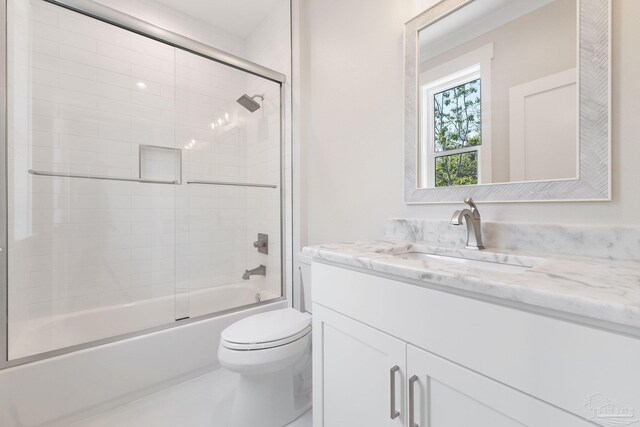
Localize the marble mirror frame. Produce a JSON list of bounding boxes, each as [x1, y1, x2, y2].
[[404, 0, 611, 203]]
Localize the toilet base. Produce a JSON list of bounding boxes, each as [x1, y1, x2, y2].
[[228, 365, 312, 427], [218, 309, 313, 427]]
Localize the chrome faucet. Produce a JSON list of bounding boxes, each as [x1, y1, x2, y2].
[[242, 264, 266, 280], [451, 197, 485, 250]]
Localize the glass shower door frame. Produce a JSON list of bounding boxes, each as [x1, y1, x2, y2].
[[0, 0, 7, 370], [0, 0, 289, 369]]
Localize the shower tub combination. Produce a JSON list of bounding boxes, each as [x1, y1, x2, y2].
[[0, 0, 291, 421], [9, 282, 280, 360]]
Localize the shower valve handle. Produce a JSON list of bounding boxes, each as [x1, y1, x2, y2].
[[253, 233, 268, 254]]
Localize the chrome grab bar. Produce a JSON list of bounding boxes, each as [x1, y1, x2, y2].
[[186, 180, 277, 189], [28, 169, 179, 184], [390, 365, 400, 419], [409, 375, 419, 427]]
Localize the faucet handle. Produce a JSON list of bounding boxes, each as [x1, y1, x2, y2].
[[464, 197, 480, 218]]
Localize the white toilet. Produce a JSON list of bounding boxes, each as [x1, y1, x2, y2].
[[218, 253, 313, 427]]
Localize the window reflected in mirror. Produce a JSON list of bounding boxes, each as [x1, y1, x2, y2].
[[418, 0, 578, 188], [431, 78, 481, 187]]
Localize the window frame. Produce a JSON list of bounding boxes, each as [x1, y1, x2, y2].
[[424, 67, 481, 187], [418, 43, 493, 188]]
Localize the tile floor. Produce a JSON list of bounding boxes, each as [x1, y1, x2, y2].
[[70, 369, 312, 427]]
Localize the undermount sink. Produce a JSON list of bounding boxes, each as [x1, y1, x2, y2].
[[393, 250, 536, 274]]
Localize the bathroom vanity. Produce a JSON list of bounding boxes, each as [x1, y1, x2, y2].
[[306, 221, 640, 427], [306, 0, 627, 422]]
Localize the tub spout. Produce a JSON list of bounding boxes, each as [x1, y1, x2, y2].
[[242, 264, 266, 280]]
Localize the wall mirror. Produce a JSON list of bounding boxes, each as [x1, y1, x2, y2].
[[404, 0, 610, 203]]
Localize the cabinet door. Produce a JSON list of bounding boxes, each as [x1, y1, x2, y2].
[[406, 344, 593, 427], [313, 304, 406, 427]]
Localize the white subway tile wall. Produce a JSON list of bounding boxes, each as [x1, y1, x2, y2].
[[7, 0, 290, 360]]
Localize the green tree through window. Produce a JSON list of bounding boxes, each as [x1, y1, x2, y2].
[[433, 78, 481, 187]]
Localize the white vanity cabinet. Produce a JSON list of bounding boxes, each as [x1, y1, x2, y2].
[[406, 345, 591, 427], [313, 305, 405, 426], [314, 305, 590, 427], [312, 262, 640, 427]]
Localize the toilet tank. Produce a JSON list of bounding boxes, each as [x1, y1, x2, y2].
[[297, 252, 313, 313]]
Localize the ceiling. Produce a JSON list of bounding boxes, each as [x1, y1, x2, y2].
[[420, 0, 558, 60], [152, 0, 283, 39]]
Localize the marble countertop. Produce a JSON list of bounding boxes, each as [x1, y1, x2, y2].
[[302, 240, 640, 331]]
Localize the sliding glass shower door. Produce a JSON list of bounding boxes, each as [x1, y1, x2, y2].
[[6, 0, 283, 361], [175, 50, 283, 320]]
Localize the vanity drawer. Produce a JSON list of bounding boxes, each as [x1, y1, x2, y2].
[[312, 262, 640, 422]]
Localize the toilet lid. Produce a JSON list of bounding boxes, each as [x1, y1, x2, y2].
[[221, 308, 311, 347]]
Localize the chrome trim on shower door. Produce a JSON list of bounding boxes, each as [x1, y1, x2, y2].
[[279, 80, 287, 302], [0, 0, 7, 370], [42, 0, 286, 84]]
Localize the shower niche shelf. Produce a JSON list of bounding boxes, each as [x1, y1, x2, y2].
[[139, 145, 182, 184]]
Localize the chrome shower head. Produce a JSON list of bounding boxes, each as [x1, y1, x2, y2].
[[236, 94, 264, 113]]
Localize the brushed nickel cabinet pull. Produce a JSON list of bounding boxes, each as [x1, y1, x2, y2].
[[390, 365, 400, 419], [409, 375, 419, 427]]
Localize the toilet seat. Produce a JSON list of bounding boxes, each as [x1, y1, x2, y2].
[[222, 325, 311, 350], [221, 308, 311, 351]]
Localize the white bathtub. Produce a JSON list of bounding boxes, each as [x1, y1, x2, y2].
[[9, 282, 280, 362], [0, 286, 286, 427]]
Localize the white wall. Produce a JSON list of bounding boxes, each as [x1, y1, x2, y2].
[[298, 0, 640, 246]]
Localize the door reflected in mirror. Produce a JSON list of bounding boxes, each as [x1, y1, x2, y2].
[[418, 0, 577, 188]]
